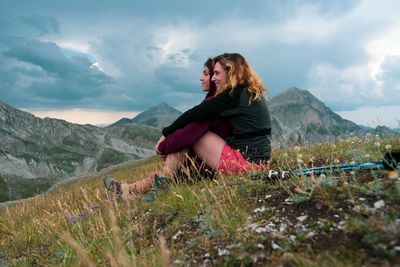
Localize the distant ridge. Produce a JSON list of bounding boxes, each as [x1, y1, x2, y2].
[[0, 100, 161, 202], [107, 117, 136, 128], [111, 89, 399, 146]]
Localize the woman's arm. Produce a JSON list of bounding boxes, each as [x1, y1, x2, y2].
[[158, 119, 231, 155], [158, 121, 212, 155], [162, 87, 243, 136]]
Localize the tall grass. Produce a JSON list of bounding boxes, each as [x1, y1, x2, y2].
[[1, 135, 399, 266]]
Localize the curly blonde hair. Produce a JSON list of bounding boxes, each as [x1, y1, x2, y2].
[[213, 53, 267, 102]]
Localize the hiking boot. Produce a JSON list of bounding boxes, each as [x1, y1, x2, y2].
[[153, 174, 169, 189], [142, 187, 158, 202], [142, 175, 169, 202], [103, 176, 122, 195]]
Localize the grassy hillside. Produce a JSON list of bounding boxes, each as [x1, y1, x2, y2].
[[1, 135, 399, 266], [0, 175, 58, 203]]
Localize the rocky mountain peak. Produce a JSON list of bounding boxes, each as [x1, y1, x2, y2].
[[137, 103, 181, 115], [269, 88, 363, 147], [131, 103, 182, 129], [271, 87, 327, 109]]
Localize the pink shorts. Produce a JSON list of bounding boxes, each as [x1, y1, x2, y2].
[[217, 144, 267, 175]]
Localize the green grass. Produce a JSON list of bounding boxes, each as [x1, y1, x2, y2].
[[1, 136, 400, 266], [0, 178, 9, 202]]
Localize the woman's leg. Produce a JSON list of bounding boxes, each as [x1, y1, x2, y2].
[[123, 149, 189, 197], [193, 131, 270, 175], [192, 131, 226, 169]]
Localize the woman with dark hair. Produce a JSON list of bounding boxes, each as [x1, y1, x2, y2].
[[156, 58, 230, 156], [104, 58, 231, 201]]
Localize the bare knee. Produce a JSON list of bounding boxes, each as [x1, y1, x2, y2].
[[193, 132, 226, 169]]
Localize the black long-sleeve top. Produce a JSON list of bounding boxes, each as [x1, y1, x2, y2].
[[162, 86, 272, 163]]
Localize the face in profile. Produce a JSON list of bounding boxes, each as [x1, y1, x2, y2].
[[200, 66, 211, 92], [212, 62, 228, 90]]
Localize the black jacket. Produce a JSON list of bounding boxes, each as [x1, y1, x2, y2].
[[162, 86, 272, 163]]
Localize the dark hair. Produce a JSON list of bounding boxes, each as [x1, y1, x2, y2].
[[204, 58, 217, 97]]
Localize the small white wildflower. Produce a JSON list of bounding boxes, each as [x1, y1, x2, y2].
[[172, 230, 183, 240], [374, 142, 381, 147], [373, 200, 385, 209], [257, 243, 265, 249], [271, 241, 282, 250], [283, 152, 288, 157], [246, 223, 258, 230], [385, 144, 392, 150], [217, 248, 230, 256], [334, 159, 340, 164], [265, 194, 272, 199], [296, 215, 308, 222], [255, 227, 268, 233], [254, 206, 266, 213], [294, 146, 301, 152], [305, 231, 315, 239], [297, 158, 304, 164]]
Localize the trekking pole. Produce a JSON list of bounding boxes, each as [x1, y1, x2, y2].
[[267, 149, 400, 180]]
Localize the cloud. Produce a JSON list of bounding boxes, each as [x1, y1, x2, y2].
[[87, 27, 205, 108], [377, 55, 400, 92], [307, 55, 400, 111], [337, 105, 400, 128], [18, 15, 60, 36], [1, 39, 116, 107], [306, 62, 378, 110], [0, 0, 399, 128]]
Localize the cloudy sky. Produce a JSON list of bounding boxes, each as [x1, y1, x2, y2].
[[0, 0, 399, 128]]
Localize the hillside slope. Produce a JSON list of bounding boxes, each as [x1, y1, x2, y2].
[[0, 101, 161, 202], [1, 136, 399, 266]]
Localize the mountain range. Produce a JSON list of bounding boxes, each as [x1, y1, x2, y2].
[[0, 101, 161, 201], [268, 87, 398, 147], [1, 87, 398, 202]]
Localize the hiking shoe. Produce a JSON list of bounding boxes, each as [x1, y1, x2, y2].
[[103, 176, 122, 195], [142, 175, 169, 202], [153, 175, 169, 189], [142, 187, 158, 202]]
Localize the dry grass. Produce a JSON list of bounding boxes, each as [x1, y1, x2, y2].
[[1, 135, 399, 266]]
